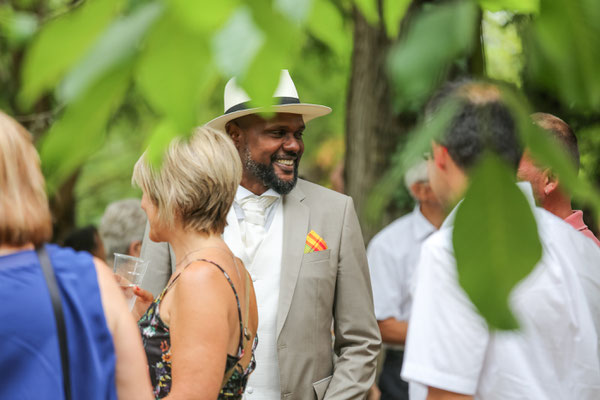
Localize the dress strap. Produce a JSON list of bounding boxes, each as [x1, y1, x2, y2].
[[192, 259, 247, 352]]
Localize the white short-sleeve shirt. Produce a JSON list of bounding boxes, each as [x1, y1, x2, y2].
[[367, 206, 436, 322], [402, 183, 600, 399]]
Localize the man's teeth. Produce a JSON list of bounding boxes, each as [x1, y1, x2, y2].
[[276, 159, 294, 166]]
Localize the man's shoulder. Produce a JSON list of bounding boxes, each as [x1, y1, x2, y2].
[[536, 208, 600, 259], [294, 178, 349, 204], [369, 212, 416, 246]]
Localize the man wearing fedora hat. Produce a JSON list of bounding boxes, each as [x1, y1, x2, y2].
[[139, 70, 381, 399]]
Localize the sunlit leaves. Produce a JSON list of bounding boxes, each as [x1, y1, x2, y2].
[[137, 10, 219, 133], [364, 100, 458, 225], [168, 0, 238, 33], [387, 0, 478, 110], [524, 0, 600, 111], [212, 6, 265, 79], [143, 119, 181, 166], [240, 0, 303, 109], [40, 64, 132, 195], [454, 153, 542, 330], [275, 0, 313, 24], [59, 1, 164, 103], [0, 8, 38, 48], [307, 0, 350, 57], [383, 0, 410, 38], [19, 0, 126, 109], [354, 0, 378, 25], [478, 0, 539, 13]]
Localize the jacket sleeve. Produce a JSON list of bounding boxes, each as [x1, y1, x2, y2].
[[325, 197, 382, 399], [139, 222, 174, 297]]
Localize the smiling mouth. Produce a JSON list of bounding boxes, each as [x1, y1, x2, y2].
[[274, 158, 295, 166]]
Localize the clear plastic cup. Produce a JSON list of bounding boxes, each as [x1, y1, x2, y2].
[[113, 253, 149, 310]]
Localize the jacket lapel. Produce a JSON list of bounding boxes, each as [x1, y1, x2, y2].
[[277, 183, 308, 338]]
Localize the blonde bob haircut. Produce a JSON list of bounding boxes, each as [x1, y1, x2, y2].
[[133, 126, 242, 235], [0, 111, 52, 246]]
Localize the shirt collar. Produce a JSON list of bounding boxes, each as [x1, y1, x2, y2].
[[412, 205, 437, 240], [564, 210, 586, 231], [235, 185, 281, 203], [441, 181, 536, 229]]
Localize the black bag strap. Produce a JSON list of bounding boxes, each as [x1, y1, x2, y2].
[[36, 245, 72, 400]]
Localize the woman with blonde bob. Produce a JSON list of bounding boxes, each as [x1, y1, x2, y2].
[[0, 111, 153, 399], [133, 126, 258, 400]]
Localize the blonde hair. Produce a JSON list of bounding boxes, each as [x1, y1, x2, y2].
[[0, 111, 52, 246], [133, 126, 242, 235]]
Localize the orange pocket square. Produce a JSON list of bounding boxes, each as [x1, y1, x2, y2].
[[304, 230, 328, 254]]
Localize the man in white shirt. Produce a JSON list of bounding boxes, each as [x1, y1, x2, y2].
[[140, 70, 381, 399], [367, 161, 444, 400], [401, 79, 600, 400]]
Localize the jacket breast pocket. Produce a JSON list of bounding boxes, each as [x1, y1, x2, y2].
[[302, 248, 331, 263]]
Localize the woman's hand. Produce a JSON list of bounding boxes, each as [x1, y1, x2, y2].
[[132, 286, 154, 321]]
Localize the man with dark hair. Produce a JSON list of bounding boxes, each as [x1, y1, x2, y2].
[[139, 70, 380, 399], [518, 113, 600, 246], [400, 80, 600, 400]]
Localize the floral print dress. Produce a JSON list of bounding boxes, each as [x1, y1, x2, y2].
[[138, 259, 257, 399]]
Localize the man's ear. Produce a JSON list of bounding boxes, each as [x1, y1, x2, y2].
[[543, 168, 559, 196], [225, 121, 242, 149], [432, 143, 449, 171]]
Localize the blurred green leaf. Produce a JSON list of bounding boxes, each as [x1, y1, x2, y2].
[[364, 100, 458, 224], [454, 153, 542, 330], [240, 0, 303, 109], [387, 0, 478, 110], [136, 11, 219, 131], [58, 1, 164, 103], [212, 6, 265, 79], [19, 0, 125, 109], [40, 64, 132, 194], [0, 9, 38, 48], [354, 0, 379, 25], [168, 0, 238, 33], [383, 0, 410, 38], [477, 0, 539, 13], [524, 0, 600, 111], [275, 0, 313, 24], [307, 0, 350, 57], [144, 119, 180, 166]]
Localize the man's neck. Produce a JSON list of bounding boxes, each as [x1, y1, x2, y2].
[[542, 194, 573, 220], [240, 178, 268, 196], [420, 203, 445, 229]]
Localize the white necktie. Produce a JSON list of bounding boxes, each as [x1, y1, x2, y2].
[[238, 195, 278, 263]]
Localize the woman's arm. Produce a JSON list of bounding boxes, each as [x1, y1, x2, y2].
[[94, 258, 154, 400], [166, 263, 234, 400]]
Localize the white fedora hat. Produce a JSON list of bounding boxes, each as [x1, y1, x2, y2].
[[206, 70, 331, 132]]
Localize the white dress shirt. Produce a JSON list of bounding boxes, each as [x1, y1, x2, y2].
[[367, 206, 436, 322], [402, 183, 600, 399]]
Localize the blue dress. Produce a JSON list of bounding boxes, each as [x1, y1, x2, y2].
[[0, 244, 117, 400]]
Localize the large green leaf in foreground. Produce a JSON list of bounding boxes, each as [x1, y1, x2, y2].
[[453, 154, 542, 330]]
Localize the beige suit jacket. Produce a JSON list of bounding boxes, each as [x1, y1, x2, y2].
[[140, 179, 381, 399]]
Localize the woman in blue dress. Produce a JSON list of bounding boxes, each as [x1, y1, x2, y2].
[[0, 111, 154, 400]]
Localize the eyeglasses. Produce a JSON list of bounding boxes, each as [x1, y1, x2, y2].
[[422, 151, 432, 161]]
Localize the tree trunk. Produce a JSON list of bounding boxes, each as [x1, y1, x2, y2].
[[344, 6, 417, 243]]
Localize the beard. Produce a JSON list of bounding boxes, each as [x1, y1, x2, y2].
[[243, 148, 299, 195]]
